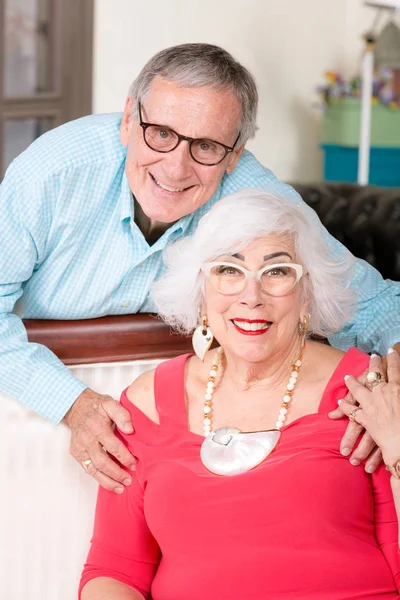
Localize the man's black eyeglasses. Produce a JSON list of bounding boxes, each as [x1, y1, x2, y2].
[[138, 102, 240, 166]]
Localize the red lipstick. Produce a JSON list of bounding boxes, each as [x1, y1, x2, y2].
[[231, 318, 271, 336]]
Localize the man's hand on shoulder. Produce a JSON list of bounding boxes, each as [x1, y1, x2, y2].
[[63, 388, 136, 493]]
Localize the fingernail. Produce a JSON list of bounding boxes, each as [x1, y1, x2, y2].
[[350, 459, 360, 466], [123, 424, 133, 433], [344, 375, 350, 381], [337, 399, 342, 405], [130, 464, 136, 471], [388, 347, 395, 354], [122, 478, 131, 486], [366, 465, 376, 473], [370, 353, 378, 358], [115, 487, 124, 494], [341, 447, 351, 456]]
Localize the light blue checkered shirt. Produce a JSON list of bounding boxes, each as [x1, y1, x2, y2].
[[1, 113, 399, 423]]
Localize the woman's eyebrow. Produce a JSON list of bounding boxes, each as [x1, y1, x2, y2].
[[263, 252, 292, 261], [230, 251, 293, 261], [231, 253, 245, 260]]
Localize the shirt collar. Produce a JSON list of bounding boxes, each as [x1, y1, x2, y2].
[[119, 169, 135, 221]]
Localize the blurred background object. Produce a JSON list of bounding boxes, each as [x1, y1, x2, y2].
[[318, 0, 400, 186], [0, 0, 93, 177]]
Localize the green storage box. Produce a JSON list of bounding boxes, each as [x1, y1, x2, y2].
[[321, 97, 400, 147]]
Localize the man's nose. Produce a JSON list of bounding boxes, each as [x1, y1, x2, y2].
[[164, 140, 193, 178], [238, 276, 265, 308]]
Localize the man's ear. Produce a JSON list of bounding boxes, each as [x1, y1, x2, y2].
[[120, 97, 135, 146], [225, 144, 245, 175]]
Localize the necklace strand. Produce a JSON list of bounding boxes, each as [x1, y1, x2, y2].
[[203, 344, 306, 437]]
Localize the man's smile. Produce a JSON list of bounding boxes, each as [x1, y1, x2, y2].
[[149, 172, 195, 194]]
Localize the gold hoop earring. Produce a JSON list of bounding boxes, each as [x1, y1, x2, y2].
[[298, 313, 310, 337], [192, 315, 214, 361]]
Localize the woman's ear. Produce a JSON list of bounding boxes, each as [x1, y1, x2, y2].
[[199, 300, 207, 318], [300, 295, 310, 321]]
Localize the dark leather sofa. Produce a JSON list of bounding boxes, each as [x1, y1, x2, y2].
[[292, 182, 400, 281]]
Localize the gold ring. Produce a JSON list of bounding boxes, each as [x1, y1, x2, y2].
[[366, 371, 384, 386], [81, 459, 92, 471], [348, 407, 362, 422]]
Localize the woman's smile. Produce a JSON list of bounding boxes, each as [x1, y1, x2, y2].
[[231, 318, 272, 335]]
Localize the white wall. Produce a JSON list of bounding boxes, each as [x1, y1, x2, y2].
[[93, 0, 377, 182]]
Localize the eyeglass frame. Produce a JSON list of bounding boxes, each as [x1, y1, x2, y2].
[[201, 261, 307, 297], [137, 102, 241, 166]]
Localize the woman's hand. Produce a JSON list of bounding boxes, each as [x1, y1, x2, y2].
[[329, 366, 383, 472], [334, 349, 400, 467]]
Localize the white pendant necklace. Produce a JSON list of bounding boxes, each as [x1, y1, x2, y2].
[[200, 344, 305, 476]]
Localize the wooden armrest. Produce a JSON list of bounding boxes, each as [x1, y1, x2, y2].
[[24, 314, 192, 365]]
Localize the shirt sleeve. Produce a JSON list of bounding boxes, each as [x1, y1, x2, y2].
[[221, 151, 400, 354], [372, 465, 400, 588], [0, 164, 87, 423], [79, 468, 161, 599]]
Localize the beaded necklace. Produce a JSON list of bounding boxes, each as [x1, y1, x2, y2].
[[202, 344, 306, 437]]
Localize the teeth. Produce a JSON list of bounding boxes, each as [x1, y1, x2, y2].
[[232, 320, 270, 331], [154, 176, 185, 193]]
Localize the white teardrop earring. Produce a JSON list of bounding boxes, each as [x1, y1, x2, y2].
[[192, 315, 214, 361]]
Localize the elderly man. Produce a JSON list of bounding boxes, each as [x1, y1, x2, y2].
[[1, 44, 399, 494]]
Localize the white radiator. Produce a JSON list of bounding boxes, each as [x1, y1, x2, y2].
[[1, 359, 162, 600]]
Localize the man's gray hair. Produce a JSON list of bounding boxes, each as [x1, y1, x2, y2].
[[128, 43, 258, 145], [152, 189, 356, 338]]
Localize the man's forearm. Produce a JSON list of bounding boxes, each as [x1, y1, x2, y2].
[[0, 310, 87, 423], [81, 577, 145, 600]]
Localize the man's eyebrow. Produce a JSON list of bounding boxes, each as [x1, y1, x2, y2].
[[231, 251, 293, 261]]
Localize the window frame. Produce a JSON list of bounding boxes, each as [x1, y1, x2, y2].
[[0, 0, 93, 176]]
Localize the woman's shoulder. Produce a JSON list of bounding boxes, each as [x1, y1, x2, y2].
[[125, 353, 195, 425], [305, 341, 369, 380], [126, 368, 159, 425], [306, 340, 345, 366]]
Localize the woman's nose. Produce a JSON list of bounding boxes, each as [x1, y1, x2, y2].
[[238, 276, 265, 308]]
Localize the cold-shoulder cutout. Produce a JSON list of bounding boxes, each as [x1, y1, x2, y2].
[[125, 368, 159, 425]]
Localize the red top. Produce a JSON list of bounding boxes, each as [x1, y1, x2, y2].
[[80, 348, 400, 600]]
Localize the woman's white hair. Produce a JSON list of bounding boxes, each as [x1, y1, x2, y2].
[[152, 189, 356, 338]]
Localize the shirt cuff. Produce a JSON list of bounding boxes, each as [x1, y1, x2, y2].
[[20, 362, 88, 424], [376, 328, 400, 356]]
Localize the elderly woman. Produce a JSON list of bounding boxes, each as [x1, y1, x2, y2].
[[80, 190, 400, 600]]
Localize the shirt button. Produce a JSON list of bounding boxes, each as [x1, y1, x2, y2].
[[122, 301, 130, 307]]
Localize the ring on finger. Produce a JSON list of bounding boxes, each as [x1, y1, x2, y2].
[[366, 371, 385, 386], [81, 459, 92, 472], [348, 407, 362, 422]]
